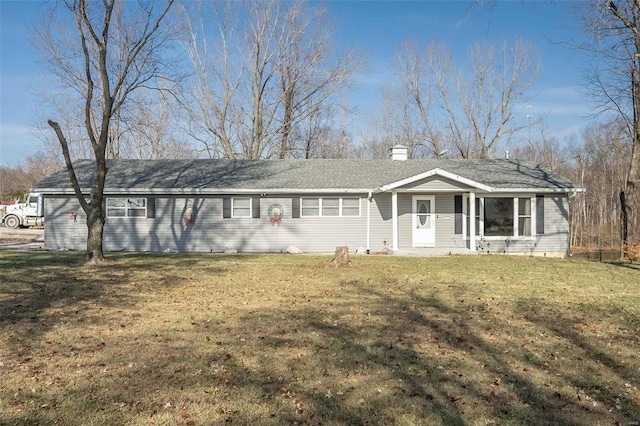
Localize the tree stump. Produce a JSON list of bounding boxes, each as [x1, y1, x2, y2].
[[328, 246, 351, 267]]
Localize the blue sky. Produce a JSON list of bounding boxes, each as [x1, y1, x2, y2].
[[0, 0, 590, 166]]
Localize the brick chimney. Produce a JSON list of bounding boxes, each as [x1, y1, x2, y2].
[[389, 144, 408, 161]]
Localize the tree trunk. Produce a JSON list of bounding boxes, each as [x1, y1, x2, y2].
[[85, 201, 105, 263], [626, 104, 639, 242], [620, 189, 629, 246], [328, 246, 351, 267]]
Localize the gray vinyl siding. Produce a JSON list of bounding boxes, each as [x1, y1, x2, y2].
[[45, 194, 371, 253], [537, 195, 570, 254], [369, 195, 393, 251], [434, 194, 467, 249], [42, 192, 571, 257], [44, 197, 88, 250], [398, 194, 412, 249], [402, 176, 472, 191]]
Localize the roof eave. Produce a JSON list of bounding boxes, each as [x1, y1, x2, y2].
[[490, 187, 585, 194], [35, 187, 373, 195], [375, 168, 493, 193]]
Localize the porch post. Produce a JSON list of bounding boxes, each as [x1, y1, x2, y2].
[[392, 190, 399, 252], [469, 191, 476, 251]]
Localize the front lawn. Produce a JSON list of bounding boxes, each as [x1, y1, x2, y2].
[[0, 252, 638, 425]]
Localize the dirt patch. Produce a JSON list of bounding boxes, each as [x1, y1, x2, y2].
[[0, 225, 44, 243]]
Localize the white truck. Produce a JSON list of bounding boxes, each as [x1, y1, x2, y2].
[[1, 193, 45, 229]]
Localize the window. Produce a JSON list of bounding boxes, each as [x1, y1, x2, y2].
[[301, 198, 320, 217], [518, 198, 532, 236], [484, 198, 513, 236], [300, 197, 360, 217], [322, 198, 339, 216], [106, 198, 147, 218], [232, 198, 251, 218], [466, 197, 481, 236], [467, 196, 536, 238], [223, 197, 260, 218], [342, 198, 360, 217]]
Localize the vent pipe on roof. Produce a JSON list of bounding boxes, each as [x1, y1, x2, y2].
[[389, 145, 408, 161]]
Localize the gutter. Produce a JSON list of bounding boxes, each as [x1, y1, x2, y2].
[[33, 187, 374, 196], [373, 186, 585, 195]]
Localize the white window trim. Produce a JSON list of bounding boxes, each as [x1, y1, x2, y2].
[[463, 195, 537, 241], [340, 197, 361, 217], [300, 197, 361, 217], [106, 197, 147, 218], [515, 197, 533, 237], [231, 197, 252, 218]]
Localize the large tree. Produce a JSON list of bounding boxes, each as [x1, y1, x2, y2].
[[581, 0, 640, 244], [35, 0, 175, 262], [384, 38, 539, 159], [181, 0, 361, 159]]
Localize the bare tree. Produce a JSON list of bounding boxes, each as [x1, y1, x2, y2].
[[512, 125, 567, 172], [387, 38, 539, 159], [579, 0, 640, 244], [569, 122, 630, 249], [118, 91, 194, 159], [387, 41, 449, 158], [274, 3, 360, 158], [0, 152, 59, 201], [34, 0, 176, 263], [378, 83, 446, 159], [180, 0, 361, 159]]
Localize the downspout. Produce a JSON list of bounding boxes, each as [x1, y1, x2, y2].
[[367, 190, 372, 253]]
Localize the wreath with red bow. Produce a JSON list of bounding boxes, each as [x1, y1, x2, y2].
[[268, 204, 284, 226]]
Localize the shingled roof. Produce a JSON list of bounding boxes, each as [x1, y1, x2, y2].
[[33, 158, 581, 194]]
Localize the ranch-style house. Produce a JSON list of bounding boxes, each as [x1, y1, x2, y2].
[[33, 146, 583, 257]]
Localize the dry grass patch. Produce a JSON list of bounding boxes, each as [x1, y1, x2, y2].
[[0, 252, 639, 425]]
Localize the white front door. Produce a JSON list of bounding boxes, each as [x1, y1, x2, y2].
[[413, 196, 435, 247]]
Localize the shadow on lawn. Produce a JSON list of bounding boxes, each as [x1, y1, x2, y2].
[[515, 297, 640, 415], [223, 280, 637, 425], [2, 255, 638, 425], [607, 260, 640, 271], [53, 281, 635, 425], [306, 284, 587, 426], [0, 252, 231, 356]]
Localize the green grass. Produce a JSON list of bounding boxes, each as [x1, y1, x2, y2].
[[0, 252, 639, 425]]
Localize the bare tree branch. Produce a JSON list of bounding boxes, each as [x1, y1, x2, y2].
[[35, 0, 177, 263]]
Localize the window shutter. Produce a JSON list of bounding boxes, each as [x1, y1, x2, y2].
[[252, 197, 260, 218], [536, 195, 545, 234], [292, 197, 300, 218], [454, 195, 462, 234], [223, 197, 231, 218], [147, 198, 156, 218]]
